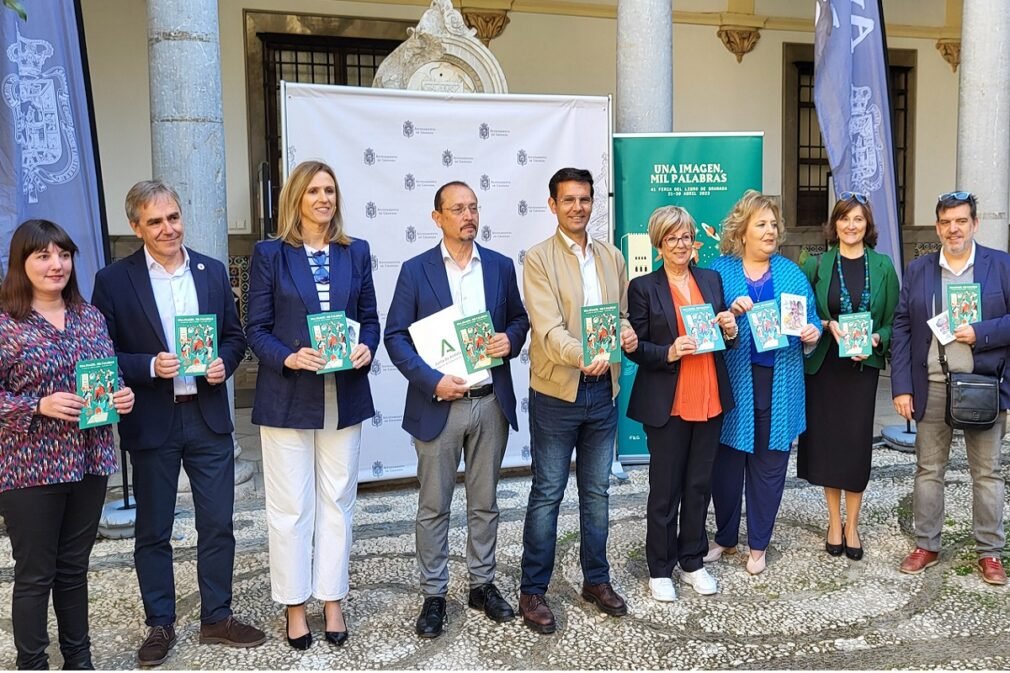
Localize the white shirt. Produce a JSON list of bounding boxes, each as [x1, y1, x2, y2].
[[558, 228, 603, 307], [939, 240, 976, 277], [146, 246, 199, 396], [441, 240, 491, 387]]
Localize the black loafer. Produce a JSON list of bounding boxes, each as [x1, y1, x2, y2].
[[467, 583, 516, 623], [415, 596, 446, 638]]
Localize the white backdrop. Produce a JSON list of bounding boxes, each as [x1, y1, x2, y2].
[[282, 83, 611, 482]]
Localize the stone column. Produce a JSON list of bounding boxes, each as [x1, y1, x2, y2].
[[616, 0, 672, 132], [956, 0, 1010, 251]]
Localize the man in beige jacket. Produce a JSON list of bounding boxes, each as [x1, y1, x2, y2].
[[518, 167, 638, 634]]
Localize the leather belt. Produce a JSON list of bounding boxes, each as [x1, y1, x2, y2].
[[462, 384, 494, 399], [581, 374, 609, 384], [174, 394, 198, 404]]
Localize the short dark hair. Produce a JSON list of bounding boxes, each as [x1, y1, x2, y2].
[[0, 219, 84, 321], [824, 196, 879, 248], [548, 167, 594, 200], [936, 192, 978, 221], [434, 181, 472, 211]]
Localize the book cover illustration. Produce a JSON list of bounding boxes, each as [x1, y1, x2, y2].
[[75, 357, 119, 429], [747, 300, 788, 353], [780, 292, 807, 337], [927, 310, 956, 346], [837, 312, 873, 357], [307, 311, 353, 374], [175, 314, 216, 376], [679, 303, 725, 354], [581, 303, 621, 365], [454, 311, 502, 374], [947, 282, 981, 329]]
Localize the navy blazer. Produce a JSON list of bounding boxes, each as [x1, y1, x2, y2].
[[384, 243, 530, 442], [92, 247, 247, 450], [625, 267, 736, 428], [245, 238, 380, 430], [891, 243, 1010, 421]]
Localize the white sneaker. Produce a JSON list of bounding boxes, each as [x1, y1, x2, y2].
[[681, 568, 719, 595], [703, 541, 734, 563], [649, 577, 677, 602]]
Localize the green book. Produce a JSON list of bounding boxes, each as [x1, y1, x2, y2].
[[947, 282, 981, 329], [454, 311, 502, 374], [175, 314, 217, 377], [679, 303, 725, 353], [75, 357, 119, 429], [747, 300, 788, 353], [307, 311, 353, 374], [581, 303, 621, 365], [837, 312, 873, 357]]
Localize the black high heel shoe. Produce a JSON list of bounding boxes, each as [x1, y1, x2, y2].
[[324, 603, 348, 647], [825, 526, 844, 556], [285, 605, 312, 651], [843, 527, 864, 561]]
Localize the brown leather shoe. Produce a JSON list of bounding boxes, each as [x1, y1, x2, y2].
[[899, 547, 939, 575], [518, 593, 556, 634], [137, 625, 176, 667], [978, 557, 1008, 585], [199, 616, 267, 648], [581, 582, 627, 616]]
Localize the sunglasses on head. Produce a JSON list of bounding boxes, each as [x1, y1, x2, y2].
[[939, 191, 974, 202], [839, 191, 869, 205]]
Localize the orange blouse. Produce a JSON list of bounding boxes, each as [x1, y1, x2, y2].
[[670, 276, 722, 422]]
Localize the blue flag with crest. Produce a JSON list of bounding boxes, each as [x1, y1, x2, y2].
[[814, 0, 902, 276], [0, 0, 106, 297]]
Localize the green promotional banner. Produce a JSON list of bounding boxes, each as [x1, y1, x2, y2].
[[614, 133, 763, 462]]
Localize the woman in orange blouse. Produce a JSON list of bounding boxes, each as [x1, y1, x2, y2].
[[626, 206, 738, 602]]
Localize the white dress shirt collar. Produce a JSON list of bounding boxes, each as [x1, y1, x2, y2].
[[939, 241, 976, 277]]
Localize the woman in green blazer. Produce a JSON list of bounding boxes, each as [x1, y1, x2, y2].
[[797, 194, 900, 561]]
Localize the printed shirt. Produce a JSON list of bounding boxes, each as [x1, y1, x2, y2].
[[145, 246, 198, 395], [441, 241, 491, 386], [0, 303, 119, 493]]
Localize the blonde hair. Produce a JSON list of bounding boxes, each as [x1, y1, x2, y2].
[[647, 205, 697, 249], [275, 161, 350, 246], [718, 190, 786, 257]]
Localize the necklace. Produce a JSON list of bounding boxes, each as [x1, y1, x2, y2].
[[836, 251, 870, 314]]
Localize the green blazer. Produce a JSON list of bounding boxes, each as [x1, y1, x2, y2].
[[801, 246, 900, 374]]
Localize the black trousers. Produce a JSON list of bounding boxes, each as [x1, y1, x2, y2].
[[0, 474, 108, 670], [644, 413, 723, 576]]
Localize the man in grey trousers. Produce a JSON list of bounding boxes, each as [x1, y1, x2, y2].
[[384, 181, 530, 637]]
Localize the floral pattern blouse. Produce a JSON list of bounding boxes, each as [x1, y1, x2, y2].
[[0, 302, 119, 493]]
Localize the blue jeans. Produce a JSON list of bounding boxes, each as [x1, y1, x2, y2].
[[520, 380, 617, 594]]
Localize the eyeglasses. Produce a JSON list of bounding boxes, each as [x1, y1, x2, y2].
[[442, 204, 480, 216], [662, 234, 695, 248], [558, 196, 593, 208], [939, 191, 975, 202], [309, 249, 329, 285], [839, 191, 869, 204]]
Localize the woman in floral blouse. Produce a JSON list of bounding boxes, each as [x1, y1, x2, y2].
[[0, 220, 135, 670]]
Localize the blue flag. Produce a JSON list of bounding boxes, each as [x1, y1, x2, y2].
[[814, 0, 902, 275], [0, 0, 107, 298]]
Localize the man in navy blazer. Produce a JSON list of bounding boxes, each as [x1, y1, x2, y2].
[[385, 181, 529, 638], [891, 191, 1009, 586], [92, 181, 266, 666]]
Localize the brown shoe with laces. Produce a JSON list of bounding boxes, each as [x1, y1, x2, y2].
[[518, 593, 556, 634], [978, 557, 1008, 585], [899, 547, 939, 575], [580, 582, 628, 616], [199, 615, 267, 648], [137, 624, 176, 667]]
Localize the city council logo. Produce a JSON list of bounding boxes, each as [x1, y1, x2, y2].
[[3, 28, 81, 203], [372, 461, 384, 478], [521, 397, 529, 414], [363, 148, 376, 165], [516, 149, 528, 166], [518, 249, 527, 266], [406, 225, 417, 243], [522, 445, 531, 461], [371, 254, 379, 271], [518, 200, 529, 217], [404, 173, 416, 191], [478, 123, 490, 140], [402, 120, 414, 138], [371, 412, 383, 428], [442, 149, 454, 167], [479, 174, 490, 191], [480, 225, 492, 242], [365, 202, 377, 219], [519, 347, 529, 364], [370, 358, 381, 376]]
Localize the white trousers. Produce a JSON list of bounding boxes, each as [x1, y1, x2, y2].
[[261, 378, 361, 604]]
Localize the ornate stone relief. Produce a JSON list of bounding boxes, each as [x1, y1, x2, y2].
[[462, 10, 511, 47], [372, 0, 508, 93], [936, 38, 960, 72], [717, 26, 761, 63]]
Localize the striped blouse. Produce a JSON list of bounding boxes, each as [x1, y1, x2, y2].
[[0, 303, 119, 493]]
